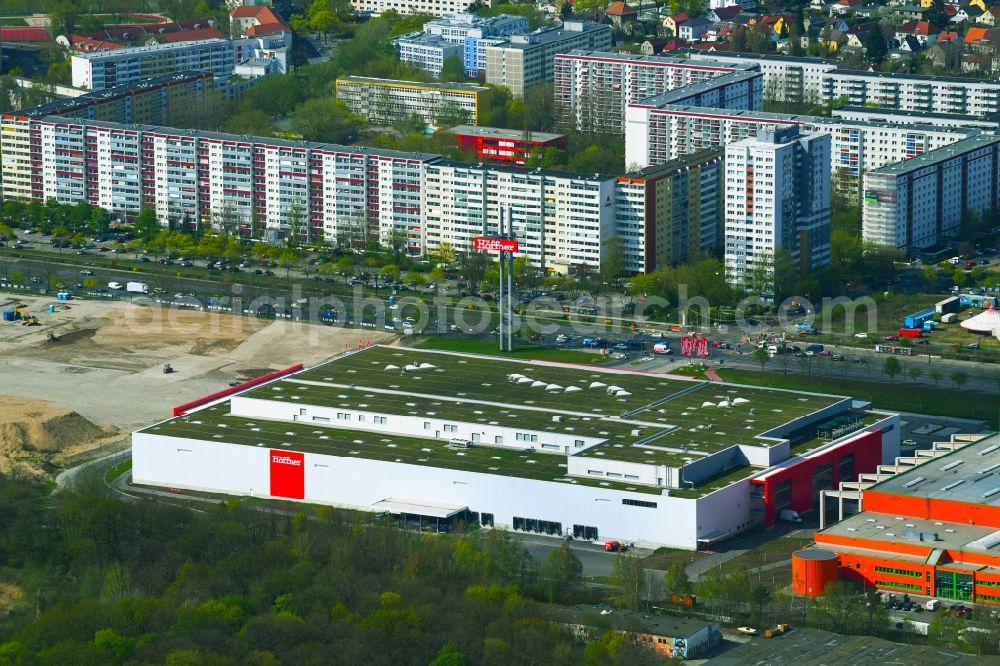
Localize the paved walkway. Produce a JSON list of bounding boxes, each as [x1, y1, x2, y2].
[[704, 368, 723, 382]]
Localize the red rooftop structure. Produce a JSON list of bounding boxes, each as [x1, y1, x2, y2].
[[449, 125, 567, 165]]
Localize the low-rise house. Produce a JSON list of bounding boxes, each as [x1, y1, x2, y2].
[[707, 5, 742, 23], [605, 1, 638, 27], [663, 12, 688, 35], [679, 17, 712, 40], [978, 6, 1000, 26], [895, 19, 939, 45], [845, 21, 879, 48], [962, 51, 992, 73], [892, 5, 928, 21]]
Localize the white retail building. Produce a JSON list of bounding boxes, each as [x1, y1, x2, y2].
[[132, 347, 900, 550]]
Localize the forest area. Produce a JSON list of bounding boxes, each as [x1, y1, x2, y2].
[[0, 475, 667, 665]]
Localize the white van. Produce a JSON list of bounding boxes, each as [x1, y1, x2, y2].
[[925, 599, 941, 611]]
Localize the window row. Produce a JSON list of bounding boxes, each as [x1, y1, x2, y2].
[[874, 566, 921, 578]]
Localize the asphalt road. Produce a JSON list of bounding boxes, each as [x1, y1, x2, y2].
[[4, 232, 999, 396]]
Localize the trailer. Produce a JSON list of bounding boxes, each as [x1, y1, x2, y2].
[[960, 294, 998, 309], [941, 313, 957, 324], [903, 309, 935, 329], [898, 328, 923, 338], [935, 296, 959, 314]]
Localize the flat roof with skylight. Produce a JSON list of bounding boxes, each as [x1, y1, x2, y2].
[[138, 347, 875, 497], [869, 433, 1000, 506]]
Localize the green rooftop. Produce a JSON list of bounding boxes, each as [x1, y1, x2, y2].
[[144, 404, 664, 495], [141, 346, 852, 497]]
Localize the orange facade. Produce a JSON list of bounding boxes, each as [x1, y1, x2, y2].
[[816, 504, 1000, 603], [863, 490, 1000, 529], [792, 550, 839, 596]]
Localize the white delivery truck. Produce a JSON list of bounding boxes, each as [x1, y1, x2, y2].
[[126, 282, 149, 294]]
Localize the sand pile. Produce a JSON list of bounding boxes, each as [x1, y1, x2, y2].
[[0, 396, 118, 477]]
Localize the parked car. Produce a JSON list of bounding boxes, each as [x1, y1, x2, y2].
[[884, 335, 899, 342], [737, 627, 758, 636]]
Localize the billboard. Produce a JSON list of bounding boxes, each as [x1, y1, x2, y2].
[[270, 449, 305, 499], [680, 334, 709, 358], [473, 237, 519, 253]]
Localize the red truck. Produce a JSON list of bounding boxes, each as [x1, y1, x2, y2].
[[604, 540, 627, 552], [898, 328, 923, 338]]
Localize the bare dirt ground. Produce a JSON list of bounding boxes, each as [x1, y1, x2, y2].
[[0, 293, 397, 471], [0, 581, 23, 619]]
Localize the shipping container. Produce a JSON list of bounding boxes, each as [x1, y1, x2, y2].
[[898, 328, 923, 338]]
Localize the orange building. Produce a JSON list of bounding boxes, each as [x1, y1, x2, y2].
[[813, 433, 1000, 605]]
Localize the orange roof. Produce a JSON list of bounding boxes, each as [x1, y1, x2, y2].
[[965, 27, 988, 43], [70, 35, 125, 51], [606, 1, 637, 16], [246, 22, 289, 36], [231, 5, 282, 23]]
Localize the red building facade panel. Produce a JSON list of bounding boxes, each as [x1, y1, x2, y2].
[[453, 130, 566, 165], [752, 429, 886, 528]]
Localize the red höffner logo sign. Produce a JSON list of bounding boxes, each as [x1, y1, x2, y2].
[[271, 455, 302, 466]]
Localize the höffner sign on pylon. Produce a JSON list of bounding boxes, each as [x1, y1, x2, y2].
[[473, 237, 519, 253]]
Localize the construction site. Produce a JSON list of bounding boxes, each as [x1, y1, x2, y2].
[[0, 292, 395, 478]]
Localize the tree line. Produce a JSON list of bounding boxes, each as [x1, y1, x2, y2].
[[0, 474, 668, 665]]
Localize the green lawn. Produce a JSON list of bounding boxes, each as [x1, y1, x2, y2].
[[415, 336, 611, 364], [717, 369, 998, 428], [104, 459, 132, 483], [0, 17, 29, 25]]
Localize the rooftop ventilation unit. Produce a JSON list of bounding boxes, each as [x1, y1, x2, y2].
[[903, 476, 926, 488], [942, 480, 964, 491], [983, 487, 1000, 499], [942, 460, 964, 471], [980, 445, 1000, 456]]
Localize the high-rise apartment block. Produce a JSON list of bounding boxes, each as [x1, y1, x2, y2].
[[625, 105, 977, 194], [422, 161, 616, 273], [393, 35, 463, 78], [335, 77, 489, 128], [396, 13, 529, 77], [71, 39, 238, 90], [554, 51, 758, 133], [862, 136, 1000, 253], [0, 115, 437, 252], [614, 150, 724, 273], [687, 52, 1000, 117], [831, 106, 1000, 134], [16, 71, 215, 125], [350, 0, 470, 17], [724, 127, 831, 290], [484, 23, 612, 98]]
